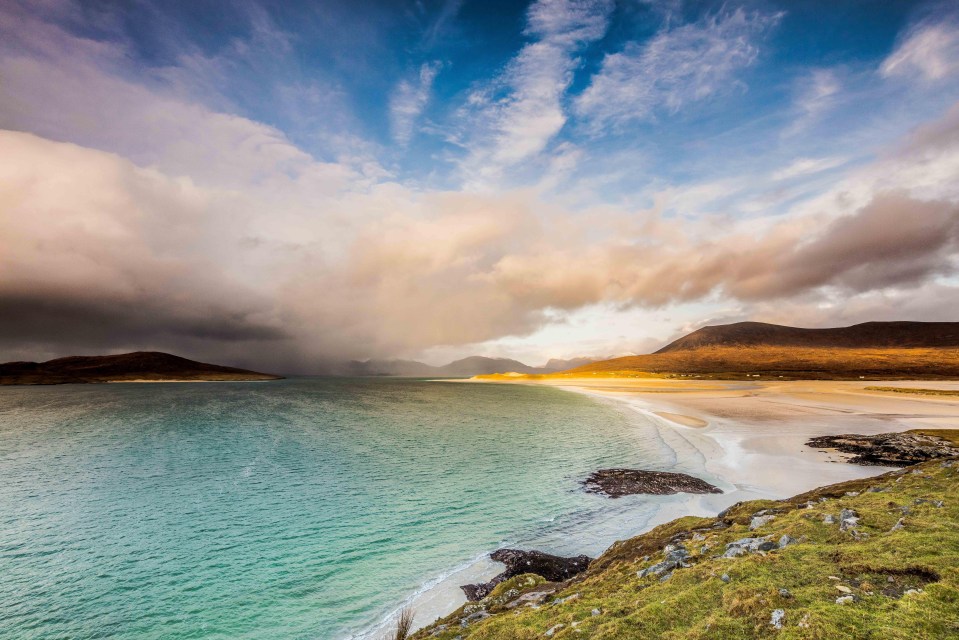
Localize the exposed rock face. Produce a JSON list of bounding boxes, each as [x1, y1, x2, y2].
[[583, 468, 722, 498], [806, 433, 959, 466], [460, 549, 592, 601]]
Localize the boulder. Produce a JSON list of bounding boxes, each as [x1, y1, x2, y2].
[[583, 468, 722, 497], [638, 543, 690, 578], [461, 549, 592, 601], [806, 433, 959, 466]]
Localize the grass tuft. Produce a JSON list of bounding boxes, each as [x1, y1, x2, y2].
[[383, 607, 414, 640]]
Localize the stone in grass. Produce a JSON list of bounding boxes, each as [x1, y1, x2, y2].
[[721, 574, 731, 583], [839, 509, 859, 532], [823, 514, 836, 524], [778, 535, 798, 549], [778, 588, 792, 598], [638, 543, 690, 578], [723, 537, 777, 558], [460, 610, 490, 627], [750, 515, 776, 530], [836, 595, 856, 605], [770, 609, 786, 629], [544, 623, 564, 637]]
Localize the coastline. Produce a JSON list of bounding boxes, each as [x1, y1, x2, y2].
[[366, 378, 959, 638]]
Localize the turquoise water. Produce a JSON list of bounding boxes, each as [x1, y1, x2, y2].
[[0, 378, 682, 639]]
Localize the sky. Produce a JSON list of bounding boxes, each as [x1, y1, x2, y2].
[[1, 0, 958, 372]]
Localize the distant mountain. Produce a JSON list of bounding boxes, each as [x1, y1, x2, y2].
[[656, 321, 959, 353], [554, 321, 959, 380], [340, 355, 604, 377], [0, 352, 283, 385], [436, 356, 542, 376], [340, 359, 439, 377], [543, 356, 602, 371]]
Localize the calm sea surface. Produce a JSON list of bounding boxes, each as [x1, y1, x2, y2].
[[0, 378, 691, 639]]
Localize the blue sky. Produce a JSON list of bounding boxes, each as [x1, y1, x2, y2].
[[1, 0, 958, 371]]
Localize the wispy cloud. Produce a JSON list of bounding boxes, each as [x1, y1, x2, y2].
[[575, 8, 782, 130], [454, 0, 613, 186], [771, 156, 847, 181], [782, 68, 841, 136], [389, 62, 441, 146], [881, 14, 959, 82]]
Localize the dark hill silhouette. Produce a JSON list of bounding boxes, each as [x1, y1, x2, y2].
[[0, 351, 282, 385], [656, 321, 959, 353]]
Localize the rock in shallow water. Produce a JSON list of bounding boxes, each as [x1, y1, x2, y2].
[[460, 549, 592, 601], [583, 468, 722, 498], [805, 433, 959, 466]]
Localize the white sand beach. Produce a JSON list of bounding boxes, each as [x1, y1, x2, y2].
[[536, 378, 959, 502]]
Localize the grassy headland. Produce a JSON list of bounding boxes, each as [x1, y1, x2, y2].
[[413, 457, 959, 639]]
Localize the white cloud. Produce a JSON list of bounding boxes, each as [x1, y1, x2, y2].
[[783, 68, 841, 136], [389, 62, 441, 145], [575, 8, 782, 130], [771, 156, 847, 181], [3, 0, 959, 370], [454, 0, 613, 186], [881, 17, 959, 82]]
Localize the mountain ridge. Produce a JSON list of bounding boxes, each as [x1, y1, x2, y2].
[[656, 321, 959, 353], [340, 355, 605, 377], [481, 321, 959, 380]]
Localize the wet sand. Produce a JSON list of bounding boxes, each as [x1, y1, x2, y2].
[[524, 378, 959, 499]]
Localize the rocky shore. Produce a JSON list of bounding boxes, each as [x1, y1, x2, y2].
[[582, 468, 723, 497], [417, 449, 959, 639], [460, 549, 592, 601], [806, 432, 959, 466]]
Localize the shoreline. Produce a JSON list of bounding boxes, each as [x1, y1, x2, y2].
[[363, 378, 959, 638]]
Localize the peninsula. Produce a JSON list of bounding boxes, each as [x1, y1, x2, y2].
[[0, 351, 282, 385]]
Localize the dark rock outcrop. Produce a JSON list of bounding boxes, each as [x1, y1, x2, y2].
[[583, 468, 722, 498], [461, 549, 592, 601], [806, 433, 959, 466]]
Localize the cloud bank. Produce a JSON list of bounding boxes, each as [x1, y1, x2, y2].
[[1, 0, 959, 371]]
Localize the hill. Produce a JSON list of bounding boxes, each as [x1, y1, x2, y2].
[[656, 321, 959, 353], [412, 454, 959, 639], [437, 356, 543, 376], [552, 321, 959, 380], [0, 352, 283, 385]]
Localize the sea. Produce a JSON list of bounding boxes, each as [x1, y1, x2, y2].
[[0, 377, 720, 639]]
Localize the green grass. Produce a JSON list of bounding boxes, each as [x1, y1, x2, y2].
[[907, 429, 959, 446], [412, 460, 959, 639], [866, 386, 959, 397]]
